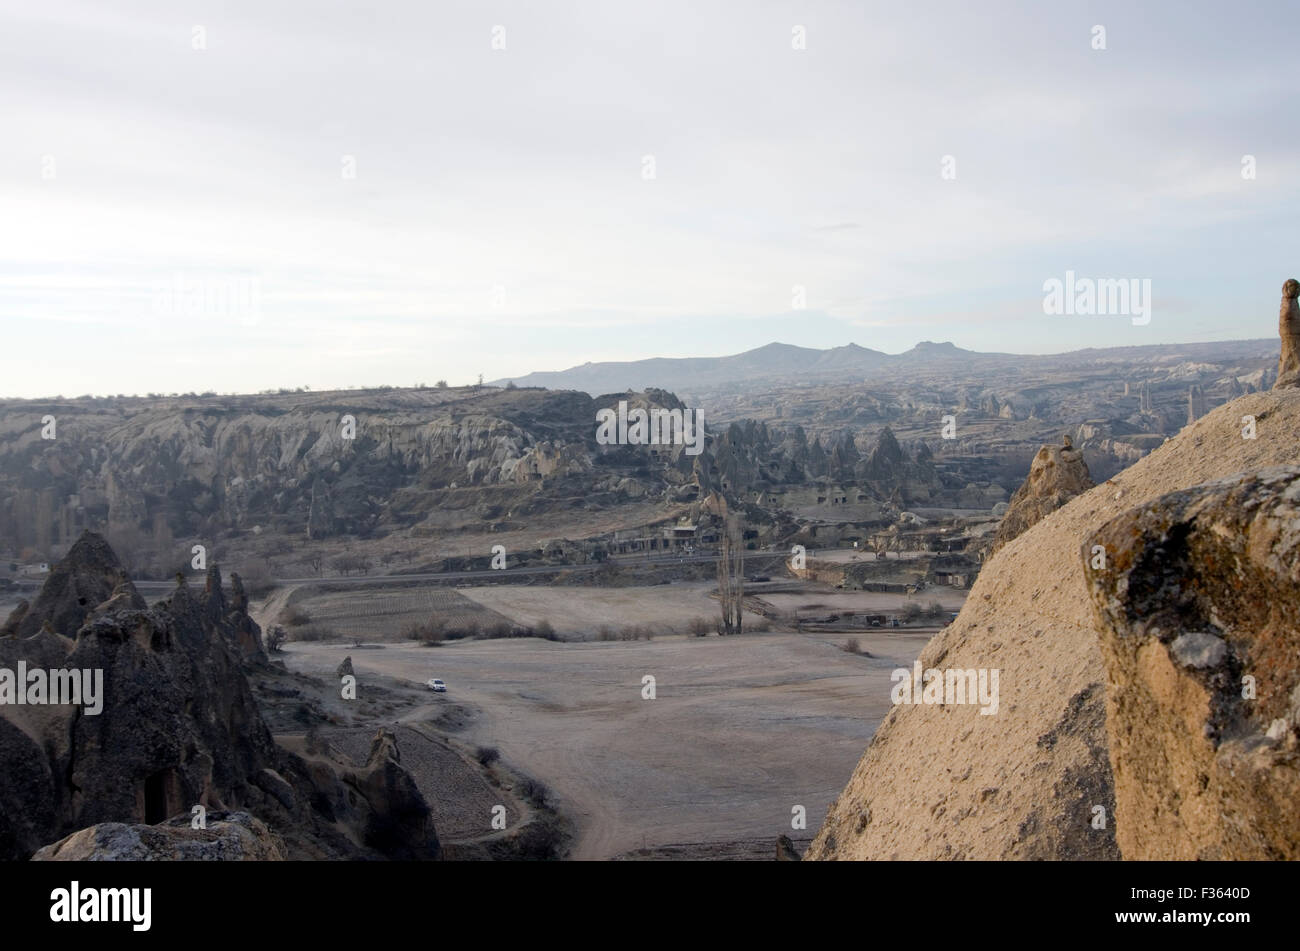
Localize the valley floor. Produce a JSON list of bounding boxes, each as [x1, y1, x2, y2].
[[283, 612, 946, 859]]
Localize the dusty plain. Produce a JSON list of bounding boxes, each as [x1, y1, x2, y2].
[[279, 580, 959, 859]]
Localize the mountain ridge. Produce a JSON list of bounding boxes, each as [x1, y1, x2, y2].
[[493, 338, 1273, 396]]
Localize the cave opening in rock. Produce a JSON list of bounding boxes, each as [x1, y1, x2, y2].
[[143, 769, 178, 825]]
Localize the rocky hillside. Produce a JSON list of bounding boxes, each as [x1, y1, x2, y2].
[[0, 386, 956, 577], [807, 386, 1300, 860]]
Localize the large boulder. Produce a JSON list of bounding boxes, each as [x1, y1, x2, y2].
[[1083, 467, 1300, 859]]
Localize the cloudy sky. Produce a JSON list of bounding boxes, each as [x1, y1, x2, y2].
[[1, 0, 1296, 397]]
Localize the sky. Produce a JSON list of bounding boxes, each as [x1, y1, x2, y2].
[[1, 0, 1297, 397]]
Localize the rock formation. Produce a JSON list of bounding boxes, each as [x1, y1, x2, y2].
[[775, 834, 801, 861], [0, 532, 438, 861], [1277, 278, 1300, 389], [988, 437, 1094, 555], [1, 531, 145, 639], [807, 387, 1300, 861], [33, 811, 286, 861], [1186, 384, 1206, 425], [345, 729, 441, 859], [1083, 467, 1300, 859]]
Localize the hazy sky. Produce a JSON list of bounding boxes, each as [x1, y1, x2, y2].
[[2, 0, 1296, 397]]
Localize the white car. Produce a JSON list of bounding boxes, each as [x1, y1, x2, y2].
[[427, 678, 447, 692]]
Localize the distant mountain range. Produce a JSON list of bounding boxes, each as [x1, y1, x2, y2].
[[493, 339, 1274, 396]]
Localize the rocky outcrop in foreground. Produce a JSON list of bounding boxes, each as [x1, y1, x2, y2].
[[1084, 467, 1300, 859], [33, 811, 286, 861], [808, 388, 1300, 860], [0, 532, 438, 861]]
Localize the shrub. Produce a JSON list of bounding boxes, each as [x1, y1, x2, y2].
[[402, 618, 446, 644], [520, 777, 550, 806], [687, 617, 712, 637], [843, 637, 860, 655], [926, 600, 946, 619], [535, 619, 556, 640], [901, 602, 924, 621], [476, 746, 501, 767], [266, 625, 286, 653]]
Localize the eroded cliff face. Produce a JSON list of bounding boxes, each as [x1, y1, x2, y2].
[[0, 389, 613, 546], [0, 532, 438, 861], [0, 387, 952, 561], [808, 388, 1300, 861], [1084, 467, 1300, 859]]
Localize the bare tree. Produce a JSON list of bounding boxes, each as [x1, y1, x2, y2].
[[717, 511, 744, 635]]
